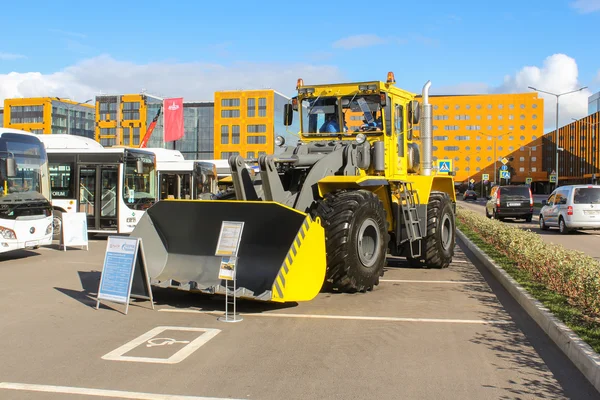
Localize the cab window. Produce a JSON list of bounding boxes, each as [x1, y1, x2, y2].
[[547, 194, 556, 206], [395, 104, 404, 157]]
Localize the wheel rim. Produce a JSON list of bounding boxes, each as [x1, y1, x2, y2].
[[357, 218, 381, 267], [440, 213, 453, 251], [52, 217, 61, 234]]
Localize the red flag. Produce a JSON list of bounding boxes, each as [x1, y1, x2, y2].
[[163, 98, 184, 142]]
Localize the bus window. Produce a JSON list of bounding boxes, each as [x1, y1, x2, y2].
[[49, 162, 75, 198]]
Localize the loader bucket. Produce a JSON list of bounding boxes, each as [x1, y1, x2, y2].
[[130, 200, 326, 303]]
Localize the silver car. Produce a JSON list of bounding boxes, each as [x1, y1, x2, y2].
[[539, 185, 600, 234]]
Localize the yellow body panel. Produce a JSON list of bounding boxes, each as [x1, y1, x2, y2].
[[271, 216, 326, 302]]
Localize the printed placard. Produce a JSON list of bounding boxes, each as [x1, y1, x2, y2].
[[61, 212, 88, 251], [215, 221, 244, 256], [218, 256, 237, 281]]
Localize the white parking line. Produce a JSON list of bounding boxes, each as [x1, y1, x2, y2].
[[158, 309, 511, 325], [102, 326, 220, 364], [380, 279, 484, 284], [0, 382, 243, 400]]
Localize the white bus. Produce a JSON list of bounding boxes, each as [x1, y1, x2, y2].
[[157, 159, 219, 200], [0, 128, 53, 252], [39, 135, 160, 237]]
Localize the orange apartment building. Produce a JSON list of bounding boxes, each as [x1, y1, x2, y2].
[[424, 93, 544, 184]]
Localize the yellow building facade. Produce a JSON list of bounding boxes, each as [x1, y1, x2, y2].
[[425, 93, 544, 182], [213, 89, 298, 159], [95, 94, 163, 147], [3, 97, 95, 137]]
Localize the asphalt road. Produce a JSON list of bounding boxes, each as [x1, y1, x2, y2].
[[0, 240, 598, 399], [459, 198, 600, 260]]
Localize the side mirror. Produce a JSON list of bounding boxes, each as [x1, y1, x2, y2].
[[408, 100, 420, 125], [136, 160, 144, 173], [283, 104, 293, 126], [6, 157, 17, 177], [541, 200, 547, 206]]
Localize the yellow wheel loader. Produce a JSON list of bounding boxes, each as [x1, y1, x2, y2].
[[131, 73, 456, 303]]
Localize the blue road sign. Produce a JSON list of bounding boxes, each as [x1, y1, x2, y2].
[[438, 160, 451, 173], [500, 171, 511, 179], [501, 165, 508, 171]]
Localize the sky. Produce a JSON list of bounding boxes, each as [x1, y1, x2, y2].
[[1, 0, 599, 131]]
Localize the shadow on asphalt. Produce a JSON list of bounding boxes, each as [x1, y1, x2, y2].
[[0, 249, 40, 262], [54, 271, 102, 309], [457, 240, 599, 399]]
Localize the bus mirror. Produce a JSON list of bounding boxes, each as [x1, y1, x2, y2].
[[6, 157, 17, 177], [283, 104, 293, 126], [136, 160, 144, 173]]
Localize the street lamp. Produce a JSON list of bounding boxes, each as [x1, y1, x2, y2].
[[528, 86, 587, 190], [55, 98, 93, 135]]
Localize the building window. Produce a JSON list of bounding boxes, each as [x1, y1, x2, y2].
[[247, 151, 256, 159], [434, 105, 439, 110], [498, 115, 503, 120], [232, 125, 240, 144], [487, 104, 492, 109], [247, 98, 256, 117], [258, 98, 267, 117], [508, 135, 514, 140], [433, 146, 438, 151], [455, 105, 460, 110], [498, 104, 504, 110], [466, 146, 471, 151], [466, 105, 471, 110], [509, 125, 514, 130], [520, 104, 525, 109], [532, 104, 538, 109], [433, 135, 448, 141], [532, 114, 537, 119], [122, 128, 130, 145], [532, 146, 537, 151], [476, 115, 481, 120], [444, 125, 459, 130], [133, 127, 140, 145], [221, 109, 240, 118], [122, 102, 140, 120], [476, 136, 481, 140], [444, 146, 459, 151], [487, 125, 492, 130], [520, 157, 525, 161], [247, 124, 267, 133], [487, 146, 492, 151], [487, 156, 492, 162], [509, 104, 514, 109], [466, 167, 470, 172], [487, 115, 492, 120], [476, 146, 481, 151], [532, 125, 537, 130], [498, 146, 503, 151], [221, 125, 229, 144], [498, 125, 503, 130], [519, 167, 525, 172], [221, 151, 240, 159], [532, 157, 537, 162], [509, 146, 514, 151], [532, 167, 537, 172], [465, 156, 471, 161], [221, 98, 240, 107], [454, 156, 460, 161], [520, 125, 525, 130], [247, 136, 267, 144], [456, 136, 470, 141], [476, 156, 481, 161], [476, 167, 481, 171], [444, 105, 449, 110], [9, 105, 44, 124], [508, 114, 514, 120], [520, 114, 525, 120]]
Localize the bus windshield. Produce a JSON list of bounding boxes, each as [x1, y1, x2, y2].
[[0, 133, 48, 202], [301, 95, 383, 136], [123, 152, 156, 210]]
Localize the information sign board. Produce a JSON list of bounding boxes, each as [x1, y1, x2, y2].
[[482, 174, 489, 181], [215, 221, 244, 257], [218, 256, 237, 281], [61, 212, 88, 251], [96, 236, 154, 315], [525, 177, 533, 184]]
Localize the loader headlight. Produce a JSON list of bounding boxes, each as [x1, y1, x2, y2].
[[275, 135, 286, 147], [356, 133, 367, 144], [0, 226, 16, 240]]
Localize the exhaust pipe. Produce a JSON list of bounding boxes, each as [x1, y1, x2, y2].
[[420, 80, 432, 176]]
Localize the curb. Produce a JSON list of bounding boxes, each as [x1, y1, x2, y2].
[[456, 229, 600, 393]]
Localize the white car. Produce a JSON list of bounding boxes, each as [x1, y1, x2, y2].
[[539, 185, 600, 234]]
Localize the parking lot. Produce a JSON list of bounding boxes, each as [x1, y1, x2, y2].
[[0, 239, 598, 399]]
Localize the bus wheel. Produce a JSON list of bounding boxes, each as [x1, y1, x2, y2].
[[52, 211, 63, 241]]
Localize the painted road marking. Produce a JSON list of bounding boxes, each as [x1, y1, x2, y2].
[[380, 279, 484, 284], [0, 382, 244, 400], [102, 326, 220, 364], [158, 309, 512, 325]]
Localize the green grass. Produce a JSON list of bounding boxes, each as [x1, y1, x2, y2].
[[457, 219, 600, 354], [534, 202, 544, 208]]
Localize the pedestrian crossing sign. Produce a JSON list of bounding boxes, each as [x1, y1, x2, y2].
[[437, 160, 452, 174], [500, 171, 510, 179]]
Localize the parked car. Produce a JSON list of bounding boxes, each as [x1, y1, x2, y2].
[[539, 185, 600, 234], [463, 190, 478, 201], [486, 185, 533, 222]]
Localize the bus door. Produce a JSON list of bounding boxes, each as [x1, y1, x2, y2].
[[160, 172, 192, 199], [78, 165, 119, 231]]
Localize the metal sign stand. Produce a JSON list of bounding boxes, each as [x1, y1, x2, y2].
[[215, 221, 245, 323]]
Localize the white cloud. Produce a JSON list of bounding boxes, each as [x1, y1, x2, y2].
[[494, 54, 592, 129], [332, 34, 388, 49], [571, 0, 600, 13], [0, 55, 344, 103], [0, 52, 26, 60]]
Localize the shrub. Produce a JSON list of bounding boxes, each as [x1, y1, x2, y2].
[[457, 207, 600, 318]]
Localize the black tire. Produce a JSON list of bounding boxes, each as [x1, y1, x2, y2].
[[559, 217, 570, 234], [485, 207, 492, 219], [409, 191, 455, 269], [316, 190, 388, 292], [524, 215, 532, 223], [52, 210, 63, 241], [539, 215, 549, 230]]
